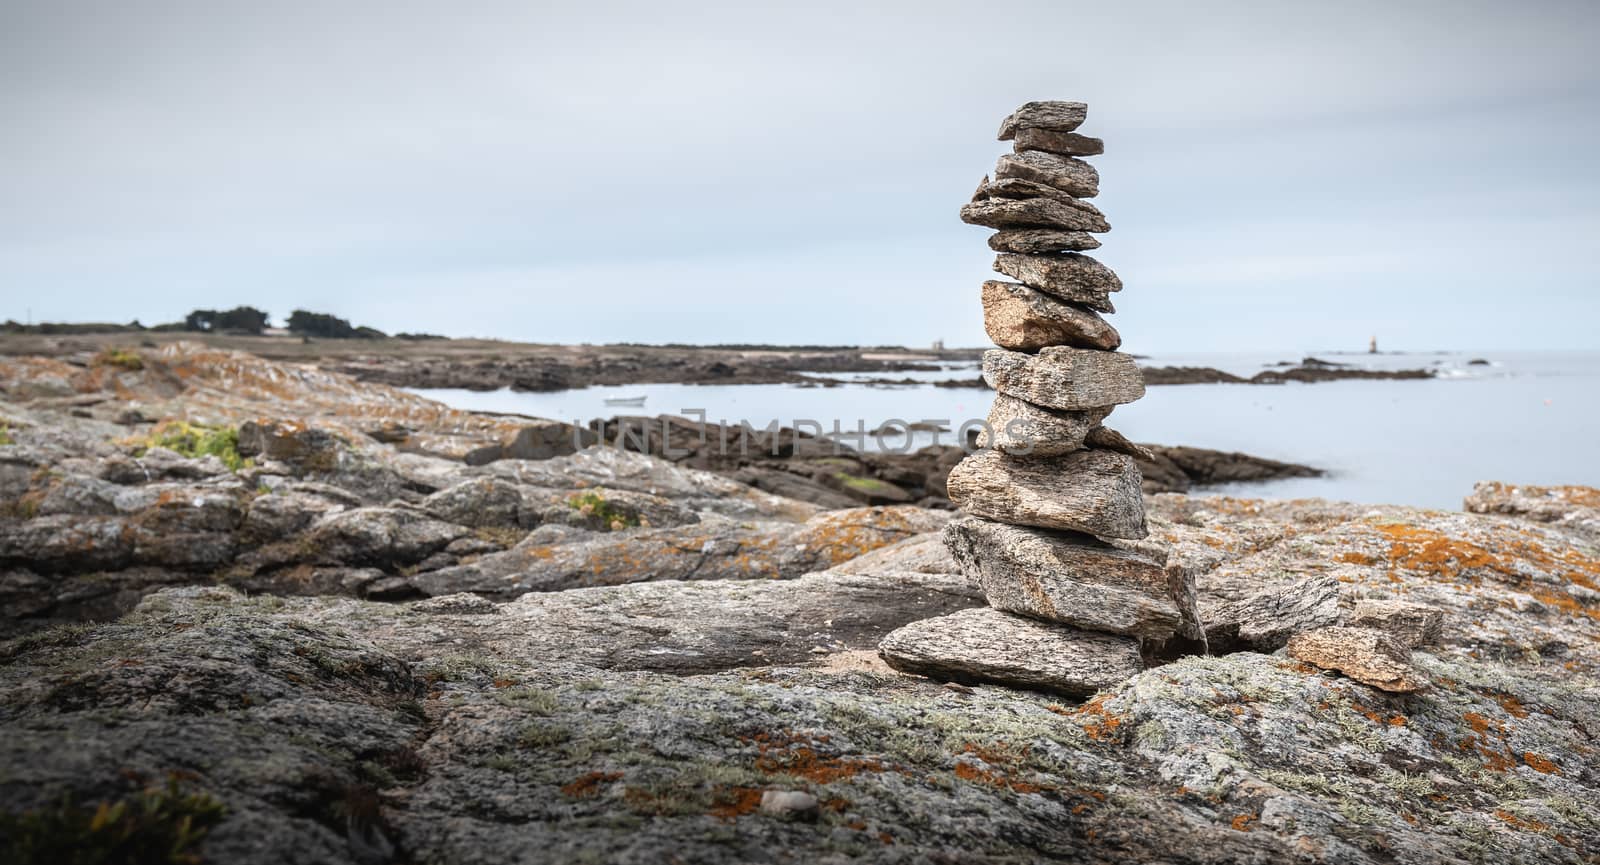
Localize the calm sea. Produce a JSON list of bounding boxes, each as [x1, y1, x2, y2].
[[410, 350, 1600, 510]]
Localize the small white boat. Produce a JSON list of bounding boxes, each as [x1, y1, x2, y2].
[[603, 395, 648, 407]]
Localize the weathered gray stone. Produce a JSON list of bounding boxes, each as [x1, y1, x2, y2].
[[878, 606, 1142, 696], [1287, 626, 1425, 693], [1013, 127, 1104, 156], [994, 151, 1099, 198], [1349, 599, 1445, 648], [981, 176, 1095, 204], [988, 229, 1101, 254], [406, 506, 948, 597], [992, 253, 1121, 311], [946, 448, 1148, 539], [1464, 481, 1600, 543], [982, 280, 1121, 352], [983, 347, 1145, 411], [944, 517, 1178, 638], [997, 100, 1088, 140], [1085, 424, 1155, 461], [976, 393, 1108, 457], [1201, 575, 1342, 651], [959, 197, 1110, 232]]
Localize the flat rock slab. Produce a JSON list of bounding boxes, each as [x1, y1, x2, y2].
[[1084, 424, 1155, 461], [994, 151, 1100, 198], [981, 176, 1094, 204], [960, 197, 1110, 233], [998, 100, 1088, 140], [878, 606, 1142, 696], [1349, 600, 1445, 648], [1287, 626, 1425, 693], [988, 229, 1101, 254], [982, 280, 1121, 351], [992, 253, 1121, 311], [983, 347, 1145, 411], [977, 393, 1108, 457], [1013, 127, 1104, 156], [1201, 574, 1342, 651], [944, 517, 1178, 639], [946, 448, 1148, 539]]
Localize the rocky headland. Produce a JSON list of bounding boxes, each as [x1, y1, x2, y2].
[[1, 343, 1596, 863]]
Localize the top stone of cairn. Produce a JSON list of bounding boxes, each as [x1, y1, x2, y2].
[[998, 101, 1088, 141]]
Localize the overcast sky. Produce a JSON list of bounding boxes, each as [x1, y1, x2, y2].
[[3, 0, 1597, 351]]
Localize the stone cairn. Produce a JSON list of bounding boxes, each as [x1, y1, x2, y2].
[[877, 101, 1201, 696]]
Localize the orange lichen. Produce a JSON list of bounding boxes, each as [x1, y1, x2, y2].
[[1231, 813, 1256, 832], [1522, 752, 1562, 775], [1494, 810, 1549, 832], [1336, 551, 1376, 566], [1493, 694, 1531, 718], [953, 761, 1043, 794], [1372, 522, 1600, 622], [747, 731, 887, 784], [560, 770, 623, 799], [1074, 694, 1128, 743], [708, 786, 763, 820]]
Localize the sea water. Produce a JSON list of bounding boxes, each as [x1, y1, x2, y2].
[[410, 350, 1600, 510]]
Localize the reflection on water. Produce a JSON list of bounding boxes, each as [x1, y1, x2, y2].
[[410, 350, 1600, 510]]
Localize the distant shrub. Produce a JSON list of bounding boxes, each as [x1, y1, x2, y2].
[[286, 310, 386, 339], [182, 307, 269, 335]]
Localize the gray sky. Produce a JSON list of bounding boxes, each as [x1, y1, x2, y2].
[[3, 0, 1597, 351]]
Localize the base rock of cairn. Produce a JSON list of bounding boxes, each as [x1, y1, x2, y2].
[[877, 607, 1142, 696], [880, 101, 1175, 695]]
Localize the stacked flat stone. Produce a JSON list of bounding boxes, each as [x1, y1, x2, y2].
[[879, 101, 1194, 697]]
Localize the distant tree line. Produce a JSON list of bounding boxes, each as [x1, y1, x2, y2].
[[2, 308, 446, 340]]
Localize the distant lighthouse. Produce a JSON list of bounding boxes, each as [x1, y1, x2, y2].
[[1369, 335, 1378, 354]]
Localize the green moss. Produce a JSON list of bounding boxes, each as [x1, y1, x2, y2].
[[134, 422, 250, 473], [92, 347, 145, 371], [832, 472, 900, 496], [0, 623, 95, 664], [418, 653, 505, 685], [0, 425, 13, 446], [517, 722, 572, 748], [495, 686, 559, 715], [567, 491, 638, 530], [0, 776, 225, 865]]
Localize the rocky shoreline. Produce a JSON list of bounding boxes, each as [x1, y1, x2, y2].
[[0, 333, 1439, 393], [3, 342, 1596, 863]]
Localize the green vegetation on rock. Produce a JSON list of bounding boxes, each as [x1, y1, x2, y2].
[[568, 491, 638, 530], [135, 422, 249, 472], [92, 348, 144, 371], [0, 777, 225, 865]]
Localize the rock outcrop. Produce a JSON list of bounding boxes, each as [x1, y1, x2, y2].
[[2, 488, 1597, 864]]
